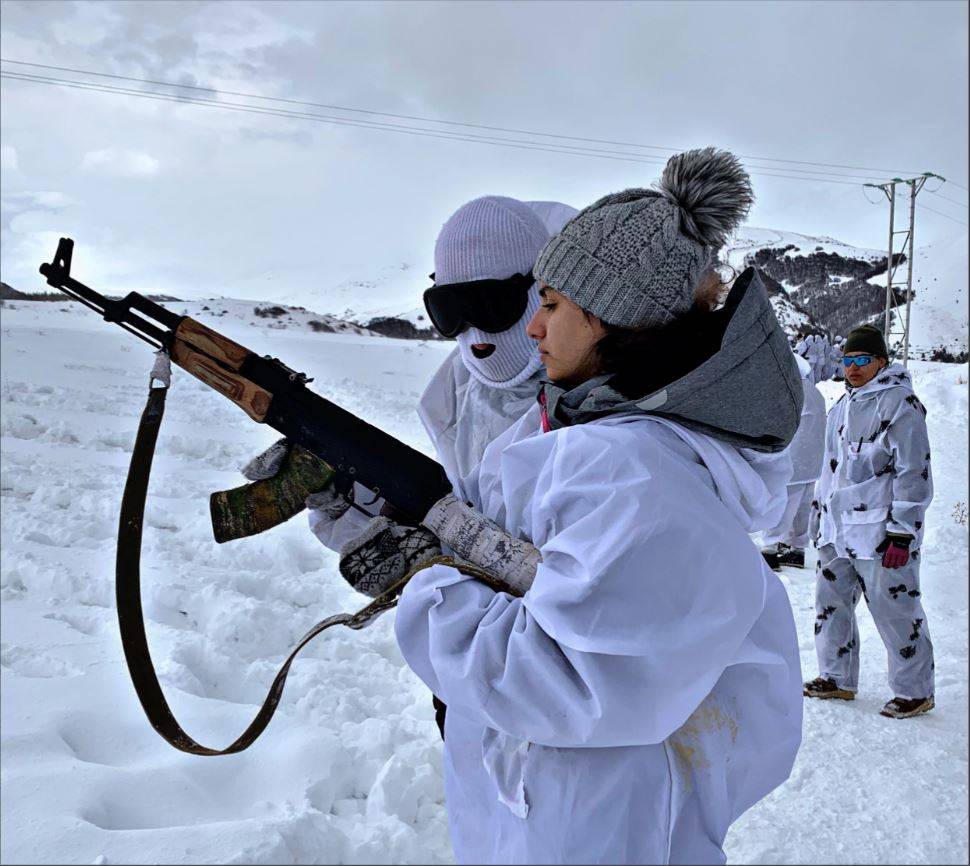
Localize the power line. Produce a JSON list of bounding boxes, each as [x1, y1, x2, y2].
[[0, 71, 672, 166], [927, 189, 968, 209], [0, 70, 880, 188], [919, 202, 969, 227], [0, 56, 938, 181], [1, 66, 883, 183]]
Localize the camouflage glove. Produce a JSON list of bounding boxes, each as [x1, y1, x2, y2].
[[339, 516, 441, 598], [421, 493, 541, 596]]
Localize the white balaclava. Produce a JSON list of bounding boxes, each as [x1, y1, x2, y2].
[[525, 200, 579, 236], [434, 196, 551, 389]]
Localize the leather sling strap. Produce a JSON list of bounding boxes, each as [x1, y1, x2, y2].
[[118, 372, 507, 755], [117, 382, 411, 755]]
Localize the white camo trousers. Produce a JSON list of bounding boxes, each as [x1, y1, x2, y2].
[[814, 545, 935, 699]]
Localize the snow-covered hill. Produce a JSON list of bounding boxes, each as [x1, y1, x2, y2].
[[299, 224, 968, 355], [1, 299, 967, 865], [726, 227, 967, 357]]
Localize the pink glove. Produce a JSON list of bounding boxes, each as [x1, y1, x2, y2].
[[880, 540, 911, 569]]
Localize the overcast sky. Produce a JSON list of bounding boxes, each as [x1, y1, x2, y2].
[[1, 0, 967, 305]]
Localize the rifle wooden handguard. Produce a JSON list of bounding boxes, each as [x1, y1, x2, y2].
[[171, 319, 272, 422]]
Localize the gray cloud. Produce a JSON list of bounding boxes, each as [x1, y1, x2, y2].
[[1, 0, 966, 301]]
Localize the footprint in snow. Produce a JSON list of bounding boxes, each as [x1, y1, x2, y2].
[[0, 643, 83, 678], [43, 610, 107, 637]]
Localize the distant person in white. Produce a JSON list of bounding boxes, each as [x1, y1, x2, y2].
[[760, 352, 827, 569], [804, 324, 936, 719], [831, 335, 845, 381], [810, 333, 831, 382]]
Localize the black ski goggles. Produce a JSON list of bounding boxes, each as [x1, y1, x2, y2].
[[423, 271, 534, 338]]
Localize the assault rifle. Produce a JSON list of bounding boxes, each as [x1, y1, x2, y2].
[[40, 238, 452, 529], [39, 237, 453, 756]]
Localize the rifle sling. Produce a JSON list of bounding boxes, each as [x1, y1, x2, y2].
[[117, 383, 407, 755]]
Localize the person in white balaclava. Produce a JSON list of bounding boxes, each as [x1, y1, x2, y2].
[[299, 196, 576, 555], [319, 195, 576, 739], [417, 197, 577, 501], [760, 353, 826, 569]]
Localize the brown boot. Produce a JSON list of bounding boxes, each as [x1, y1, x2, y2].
[[879, 696, 935, 718], [803, 676, 855, 700]]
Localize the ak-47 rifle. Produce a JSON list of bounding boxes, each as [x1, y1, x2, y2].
[[40, 237, 454, 755]]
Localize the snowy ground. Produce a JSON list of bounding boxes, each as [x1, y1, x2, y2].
[[1, 299, 967, 865]]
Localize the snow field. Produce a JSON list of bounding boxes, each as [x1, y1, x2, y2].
[[1, 301, 967, 864]]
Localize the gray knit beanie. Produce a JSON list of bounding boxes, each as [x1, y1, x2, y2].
[[534, 147, 754, 329]]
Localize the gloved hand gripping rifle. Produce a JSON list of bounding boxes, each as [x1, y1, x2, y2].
[[40, 238, 454, 755]]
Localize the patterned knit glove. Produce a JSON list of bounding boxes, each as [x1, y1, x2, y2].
[[339, 516, 441, 598], [421, 493, 541, 596]]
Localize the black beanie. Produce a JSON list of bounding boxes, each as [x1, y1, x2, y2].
[[844, 324, 888, 358]]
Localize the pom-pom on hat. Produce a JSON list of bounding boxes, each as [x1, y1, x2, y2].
[[533, 147, 754, 329]]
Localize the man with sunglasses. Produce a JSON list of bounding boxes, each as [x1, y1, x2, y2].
[[804, 324, 936, 719]]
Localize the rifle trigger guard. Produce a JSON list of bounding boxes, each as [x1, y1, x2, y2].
[[331, 470, 355, 500]]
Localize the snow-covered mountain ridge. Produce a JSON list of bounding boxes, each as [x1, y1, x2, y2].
[[5, 225, 966, 355], [724, 228, 967, 357]]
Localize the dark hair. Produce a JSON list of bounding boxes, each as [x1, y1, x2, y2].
[[588, 267, 734, 399]]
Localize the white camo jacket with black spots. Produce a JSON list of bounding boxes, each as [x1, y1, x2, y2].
[[811, 363, 933, 559]]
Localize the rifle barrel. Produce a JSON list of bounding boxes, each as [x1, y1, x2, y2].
[[40, 238, 182, 349]]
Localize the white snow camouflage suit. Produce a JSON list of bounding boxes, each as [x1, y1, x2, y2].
[[394, 269, 803, 865], [810, 363, 935, 699], [807, 334, 830, 383]]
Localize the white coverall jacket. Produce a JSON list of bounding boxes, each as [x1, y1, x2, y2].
[[417, 347, 542, 502], [395, 406, 803, 865], [761, 355, 826, 548]]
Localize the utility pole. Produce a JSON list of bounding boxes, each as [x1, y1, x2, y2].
[[863, 172, 945, 367]]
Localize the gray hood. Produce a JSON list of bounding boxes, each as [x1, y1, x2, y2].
[[542, 268, 803, 453]]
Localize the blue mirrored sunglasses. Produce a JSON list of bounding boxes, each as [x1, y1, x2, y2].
[[842, 355, 874, 368]]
